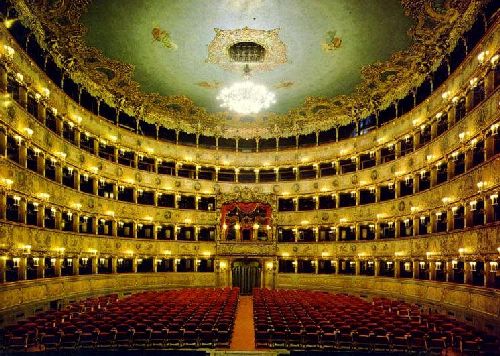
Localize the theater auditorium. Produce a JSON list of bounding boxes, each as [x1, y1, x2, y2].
[[0, 0, 499, 354]]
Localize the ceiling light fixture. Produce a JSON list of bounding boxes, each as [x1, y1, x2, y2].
[[216, 81, 276, 114]]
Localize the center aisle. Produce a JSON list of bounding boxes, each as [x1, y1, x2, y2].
[[230, 295, 255, 350]]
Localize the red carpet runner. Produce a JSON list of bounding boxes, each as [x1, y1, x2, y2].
[[230, 296, 255, 350]]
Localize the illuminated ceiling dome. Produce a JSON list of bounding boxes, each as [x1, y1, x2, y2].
[[20, 0, 484, 138]]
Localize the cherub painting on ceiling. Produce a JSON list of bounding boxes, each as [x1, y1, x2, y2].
[[322, 30, 342, 52], [152, 26, 178, 50]]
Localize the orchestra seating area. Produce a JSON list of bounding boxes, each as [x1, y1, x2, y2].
[[0, 288, 239, 352], [253, 289, 498, 353]]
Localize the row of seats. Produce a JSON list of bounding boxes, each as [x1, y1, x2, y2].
[[253, 289, 498, 353], [1, 288, 239, 351]]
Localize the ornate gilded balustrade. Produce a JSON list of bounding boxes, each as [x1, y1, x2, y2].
[[2, 88, 498, 195], [1, 148, 497, 226]]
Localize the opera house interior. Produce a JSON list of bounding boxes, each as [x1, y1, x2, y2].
[[0, 0, 499, 354]]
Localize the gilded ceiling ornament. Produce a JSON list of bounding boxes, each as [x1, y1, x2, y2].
[[16, 0, 485, 139], [207, 27, 287, 73]]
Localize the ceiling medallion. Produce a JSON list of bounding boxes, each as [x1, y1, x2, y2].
[[216, 81, 276, 114], [207, 27, 287, 73]]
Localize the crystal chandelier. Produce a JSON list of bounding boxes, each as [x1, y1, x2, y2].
[[216, 81, 276, 114]]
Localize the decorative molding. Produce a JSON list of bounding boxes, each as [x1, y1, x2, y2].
[[14, 0, 486, 139], [207, 27, 287, 73]]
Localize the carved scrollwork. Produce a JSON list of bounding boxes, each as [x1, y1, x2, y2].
[[14, 0, 485, 139]]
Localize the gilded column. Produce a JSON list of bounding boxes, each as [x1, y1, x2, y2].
[[374, 259, 380, 277], [464, 261, 473, 285], [72, 257, 80, 276], [111, 257, 118, 274], [18, 257, 27, 281], [91, 257, 98, 274], [428, 261, 436, 281], [412, 260, 419, 279], [0, 257, 6, 283], [54, 258, 62, 277]]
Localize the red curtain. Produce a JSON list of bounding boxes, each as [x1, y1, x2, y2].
[[221, 202, 271, 226]]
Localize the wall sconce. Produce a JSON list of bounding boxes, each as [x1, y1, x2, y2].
[[452, 206, 459, 215], [368, 224, 375, 232], [470, 261, 477, 271], [12, 257, 20, 268], [50, 258, 56, 265], [387, 182, 394, 190], [3, 44, 15, 60], [491, 194, 498, 205], [403, 219, 410, 227], [220, 261, 227, 270], [265, 261, 273, 271], [234, 223, 240, 230], [350, 191, 356, 198], [15, 72, 24, 83], [117, 258, 123, 265], [420, 216, 427, 224], [41, 87, 50, 98], [490, 261, 498, 272], [32, 257, 39, 267], [24, 127, 34, 136], [419, 261, 426, 269], [81, 257, 89, 266], [477, 51, 488, 63], [452, 260, 458, 269], [404, 262, 411, 272], [137, 258, 143, 265], [469, 200, 477, 211], [388, 221, 394, 230], [12, 195, 21, 206], [436, 261, 442, 270], [67, 258, 73, 267], [99, 258, 106, 265], [22, 245, 31, 255]]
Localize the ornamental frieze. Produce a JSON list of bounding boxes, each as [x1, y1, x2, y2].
[[216, 242, 277, 257]]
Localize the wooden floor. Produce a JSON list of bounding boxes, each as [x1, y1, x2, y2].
[[230, 296, 255, 351]]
